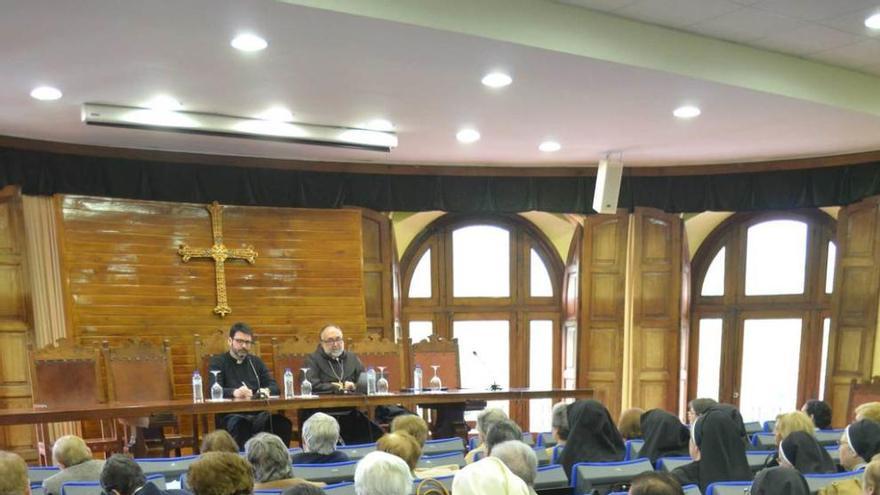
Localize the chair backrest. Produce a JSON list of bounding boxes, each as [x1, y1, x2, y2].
[[751, 432, 775, 448], [411, 335, 461, 390], [534, 446, 551, 466], [413, 473, 454, 493], [656, 456, 692, 472], [27, 466, 61, 483], [743, 421, 762, 435], [324, 481, 357, 495], [537, 432, 556, 447], [826, 446, 840, 462], [102, 339, 174, 402], [422, 437, 465, 455], [522, 432, 535, 446], [572, 459, 654, 495], [136, 454, 200, 481], [272, 335, 319, 385], [705, 482, 752, 495], [30, 484, 45, 495], [289, 447, 304, 455], [682, 484, 701, 495], [804, 470, 864, 492], [417, 451, 466, 469], [337, 442, 377, 460], [745, 450, 773, 472], [61, 475, 166, 495], [763, 420, 776, 432], [349, 334, 404, 392], [535, 464, 569, 490], [292, 460, 359, 484], [551, 444, 564, 465], [30, 338, 104, 408], [815, 429, 844, 445], [624, 439, 645, 460]]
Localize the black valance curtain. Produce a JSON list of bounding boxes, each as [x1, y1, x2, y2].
[[2, 146, 879, 213]]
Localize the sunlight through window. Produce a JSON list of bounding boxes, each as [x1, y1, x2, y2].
[[453, 226, 510, 297], [745, 221, 807, 295]]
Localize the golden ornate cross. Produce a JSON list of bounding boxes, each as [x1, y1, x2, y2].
[[178, 202, 257, 317]]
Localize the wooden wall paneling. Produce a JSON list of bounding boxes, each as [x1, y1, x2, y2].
[[827, 197, 880, 427], [626, 208, 683, 412], [0, 186, 36, 459], [360, 210, 394, 339], [579, 214, 628, 418]]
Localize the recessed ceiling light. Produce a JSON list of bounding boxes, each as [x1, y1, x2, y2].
[[866, 13, 880, 29], [30, 86, 62, 101], [539, 141, 561, 152], [673, 105, 701, 119], [231, 33, 268, 52], [366, 119, 394, 131], [481, 72, 513, 88], [456, 128, 481, 143], [145, 95, 183, 111], [255, 107, 294, 122]]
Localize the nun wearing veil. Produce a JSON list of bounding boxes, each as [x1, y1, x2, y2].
[[777, 430, 836, 474], [637, 409, 690, 463], [671, 405, 752, 491], [750, 467, 811, 495], [557, 400, 626, 480]]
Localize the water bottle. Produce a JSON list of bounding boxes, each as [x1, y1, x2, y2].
[[413, 364, 423, 394], [192, 371, 204, 403], [283, 368, 294, 399], [366, 367, 376, 395]]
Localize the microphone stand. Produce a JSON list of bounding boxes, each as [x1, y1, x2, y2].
[[472, 350, 502, 391]]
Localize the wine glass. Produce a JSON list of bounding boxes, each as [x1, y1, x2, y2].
[[209, 370, 223, 401], [300, 368, 312, 397], [429, 365, 442, 392], [376, 366, 389, 395]]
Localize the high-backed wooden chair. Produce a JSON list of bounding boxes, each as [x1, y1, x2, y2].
[[29, 338, 124, 465], [102, 339, 190, 457], [194, 329, 264, 383], [349, 333, 404, 392], [411, 335, 461, 390], [271, 335, 319, 387]]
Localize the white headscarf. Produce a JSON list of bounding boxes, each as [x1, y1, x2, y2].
[[452, 457, 530, 495]]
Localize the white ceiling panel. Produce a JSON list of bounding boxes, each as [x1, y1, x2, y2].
[[753, 23, 863, 55], [687, 8, 803, 43], [614, 0, 742, 28]]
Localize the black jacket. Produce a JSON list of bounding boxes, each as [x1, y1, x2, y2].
[[208, 352, 279, 398], [303, 346, 365, 394]]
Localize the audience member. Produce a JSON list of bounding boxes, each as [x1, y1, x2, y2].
[[801, 400, 832, 430], [619, 407, 645, 440], [778, 431, 836, 474], [245, 433, 318, 490], [558, 400, 625, 480], [464, 408, 508, 464], [638, 409, 690, 463], [670, 405, 751, 492], [452, 457, 529, 495], [282, 485, 327, 495], [628, 472, 684, 495], [856, 402, 880, 423], [864, 458, 880, 495], [491, 440, 538, 495], [42, 435, 105, 495], [377, 432, 421, 472], [187, 452, 253, 495], [775, 411, 816, 445], [550, 402, 569, 447], [486, 419, 524, 456], [291, 413, 349, 464], [750, 467, 810, 495], [100, 454, 181, 495], [841, 419, 880, 471], [200, 430, 239, 454], [686, 398, 718, 425], [0, 450, 29, 495], [391, 414, 429, 448], [354, 451, 413, 495]]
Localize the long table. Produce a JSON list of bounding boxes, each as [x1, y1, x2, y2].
[[0, 388, 592, 456]]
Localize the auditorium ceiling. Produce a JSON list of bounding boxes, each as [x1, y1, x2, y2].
[[2, 0, 880, 168]]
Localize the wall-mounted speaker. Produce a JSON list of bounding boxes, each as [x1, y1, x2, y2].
[[592, 156, 623, 214]]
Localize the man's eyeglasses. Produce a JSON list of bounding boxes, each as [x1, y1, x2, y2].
[[322, 337, 344, 344], [232, 338, 254, 346]]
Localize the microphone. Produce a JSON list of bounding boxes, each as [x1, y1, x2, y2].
[[472, 350, 502, 391], [248, 356, 269, 400]]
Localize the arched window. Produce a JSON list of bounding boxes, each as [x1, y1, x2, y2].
[[401, 215, 564, 431], [689, 211, 836, 421]]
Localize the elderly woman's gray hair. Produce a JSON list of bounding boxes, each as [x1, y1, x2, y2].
[[354, 451, 412, 495], [302, 412, 341, 455], [476, 408, 508, 439], [244, 432, 293, 483], [491, 440, 538, 487], [551, 402, 569, 440]]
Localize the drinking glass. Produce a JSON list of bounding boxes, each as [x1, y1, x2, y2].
[[300, 368, 312, 396], [429, 365, 442, 392], [209, 370, 223, 400], [376, 366, 389, 395]]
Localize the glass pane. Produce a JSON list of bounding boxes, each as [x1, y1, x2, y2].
[[453, 226, 510, 297], [530, 320, 553, 432], [745, 220, 807, 296], [564, 324, 577, 390], [696, 318, 722, 401], [409, 321, 433, 344], [454, 320, 510, 419], [739, 318, 802, 422], [530, 249, 553, 297], [826, 242, 836, 294], [701, 247, 725, 296], [408, 249, 432, 298], [819, 318, 830, 401]]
